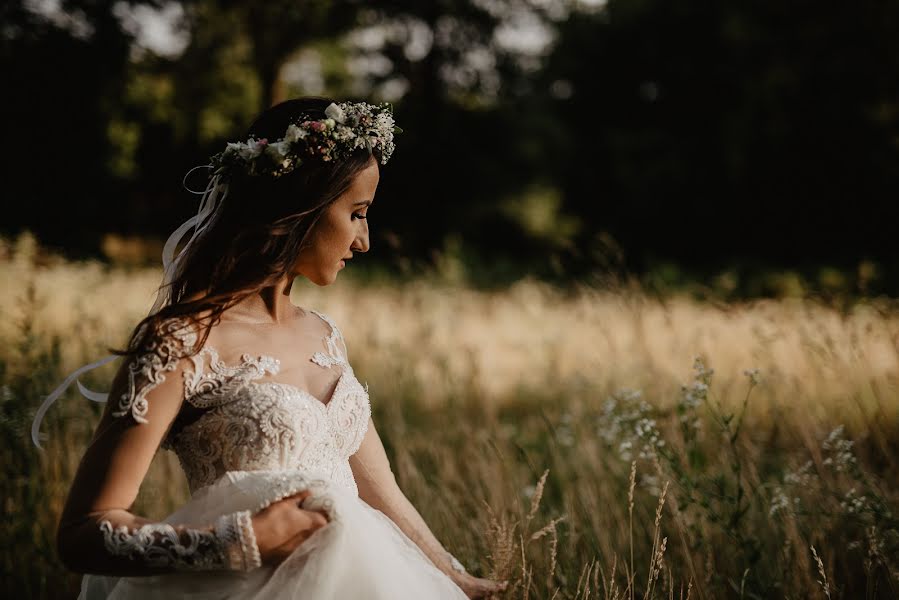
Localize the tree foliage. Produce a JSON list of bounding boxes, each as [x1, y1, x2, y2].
[[4, 0, 899, 290]]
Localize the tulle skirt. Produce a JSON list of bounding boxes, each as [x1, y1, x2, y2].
[[79, 470, 467, 599]]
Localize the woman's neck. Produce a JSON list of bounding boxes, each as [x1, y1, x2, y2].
[[223, 276, 297, 325]]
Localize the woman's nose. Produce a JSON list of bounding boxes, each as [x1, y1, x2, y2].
[[352, 221, 370, 253]]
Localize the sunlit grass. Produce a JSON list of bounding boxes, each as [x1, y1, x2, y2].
[[2, 233, 898, 598]]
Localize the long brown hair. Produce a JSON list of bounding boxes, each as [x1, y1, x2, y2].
[[120, 96, 380, 357]]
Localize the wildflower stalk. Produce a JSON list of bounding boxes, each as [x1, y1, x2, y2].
[[628, 460, 636, 600], [810, 545, 832, 600]]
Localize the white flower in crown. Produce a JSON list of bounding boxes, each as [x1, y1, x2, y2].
[[226, 137, 268, 161], [324, 103, 346, 123], [283, 123, 307, 143], [265, 140, 292, 165], [333, 124, 356, 142]]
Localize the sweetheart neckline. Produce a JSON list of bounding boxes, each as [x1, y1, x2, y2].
[[249, 368, 355, 412]]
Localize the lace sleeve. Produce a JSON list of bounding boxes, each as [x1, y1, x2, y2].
[[98, 510, 260, 572], [56, 318, 261, 575], [112, 318, 198, 424]]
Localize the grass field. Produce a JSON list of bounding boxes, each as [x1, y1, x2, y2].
[[2, 233, 898, 599]]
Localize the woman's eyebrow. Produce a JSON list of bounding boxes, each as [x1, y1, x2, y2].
[[353, 200, 373, 207]]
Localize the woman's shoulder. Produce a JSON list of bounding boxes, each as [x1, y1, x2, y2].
[[303, 307, 343, 336], [127, 314, 205, 363]]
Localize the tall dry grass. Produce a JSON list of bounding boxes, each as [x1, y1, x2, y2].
[[2, 232, 898, 598]]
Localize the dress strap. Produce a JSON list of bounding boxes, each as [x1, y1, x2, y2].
[[309, 310, 348, 369]]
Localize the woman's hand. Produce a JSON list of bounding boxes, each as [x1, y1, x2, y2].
[[250, 490, 330, 566], [454, 572, 509, 599]]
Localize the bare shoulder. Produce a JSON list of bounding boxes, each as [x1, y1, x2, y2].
[[305, 307, 344, 335]]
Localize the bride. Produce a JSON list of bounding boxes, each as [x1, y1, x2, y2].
[[34, 97, 507, 599]]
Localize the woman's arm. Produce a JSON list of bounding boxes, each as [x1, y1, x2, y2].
[[56, 333, 260, 576], [350, 417, 461, 575], [350, 418, 507, 598]]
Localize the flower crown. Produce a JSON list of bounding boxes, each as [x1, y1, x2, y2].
[[210, 101, 401, 178]]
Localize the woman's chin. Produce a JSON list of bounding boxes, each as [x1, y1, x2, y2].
[[294, 266, 341, 287], [311, 271, 339, 287]]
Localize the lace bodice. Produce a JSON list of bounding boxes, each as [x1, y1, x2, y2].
[[155, 311, 370, 495]]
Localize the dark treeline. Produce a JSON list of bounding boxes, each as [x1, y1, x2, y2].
[[3, 0, 899, 294]]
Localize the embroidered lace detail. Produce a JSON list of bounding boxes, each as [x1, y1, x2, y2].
[[99, 509, 260, 572], [163, 311, 370, 496], [183, 346, 280, 409], [215, 510, 262, 571], [113, 319, 197, 423], [309, 310, 348, 368]]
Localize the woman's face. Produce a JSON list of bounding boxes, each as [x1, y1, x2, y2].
[[293, 159, 379, 285]]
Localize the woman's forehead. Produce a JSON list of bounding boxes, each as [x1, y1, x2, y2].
[[348, 162, 380, 194]]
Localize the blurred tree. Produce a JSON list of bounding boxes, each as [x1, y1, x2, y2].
[[333, 1, 567, 278], [214, 0, 361, 109], [540, 0, 899, 276], [6, 0, 899, 291], [2, 0, 137, 251]]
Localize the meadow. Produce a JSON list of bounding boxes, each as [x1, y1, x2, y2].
[[2, 232, 898, 599]]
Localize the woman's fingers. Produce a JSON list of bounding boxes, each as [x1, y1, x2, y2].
[[284, 489, 314, 505], [251, 489, 335, 566], [465, 576, 509, 599]]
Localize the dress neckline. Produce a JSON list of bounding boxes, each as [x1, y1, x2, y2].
[[186, 309, 351, 410], [250, 370, 349, 411]]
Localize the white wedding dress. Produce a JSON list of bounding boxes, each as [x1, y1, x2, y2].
[[77, 310, 467, 599]]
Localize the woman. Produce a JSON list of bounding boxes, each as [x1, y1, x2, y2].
[[36, 97, 507, 599]]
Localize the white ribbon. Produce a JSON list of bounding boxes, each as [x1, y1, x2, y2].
[[150, 166, 228, 314], [31, 354, 116, 448], [31, 165, 227, 448]]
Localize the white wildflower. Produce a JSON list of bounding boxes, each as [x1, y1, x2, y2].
[[784, 460, 815, 486], [681, 381, 708, 408], [840, 488, 868, 515], [638, 446, 656, 460], [618, 439, 633, 461], [692, 356, 714, 380], [769, 487, 790, 516], [635, 417, 657, 438], [822, 425, 856, 472], [616, 388, 643, 403], [743, 368, 761, 385]]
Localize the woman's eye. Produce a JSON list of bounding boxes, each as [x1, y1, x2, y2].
[[352, 212, 367, 220]]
